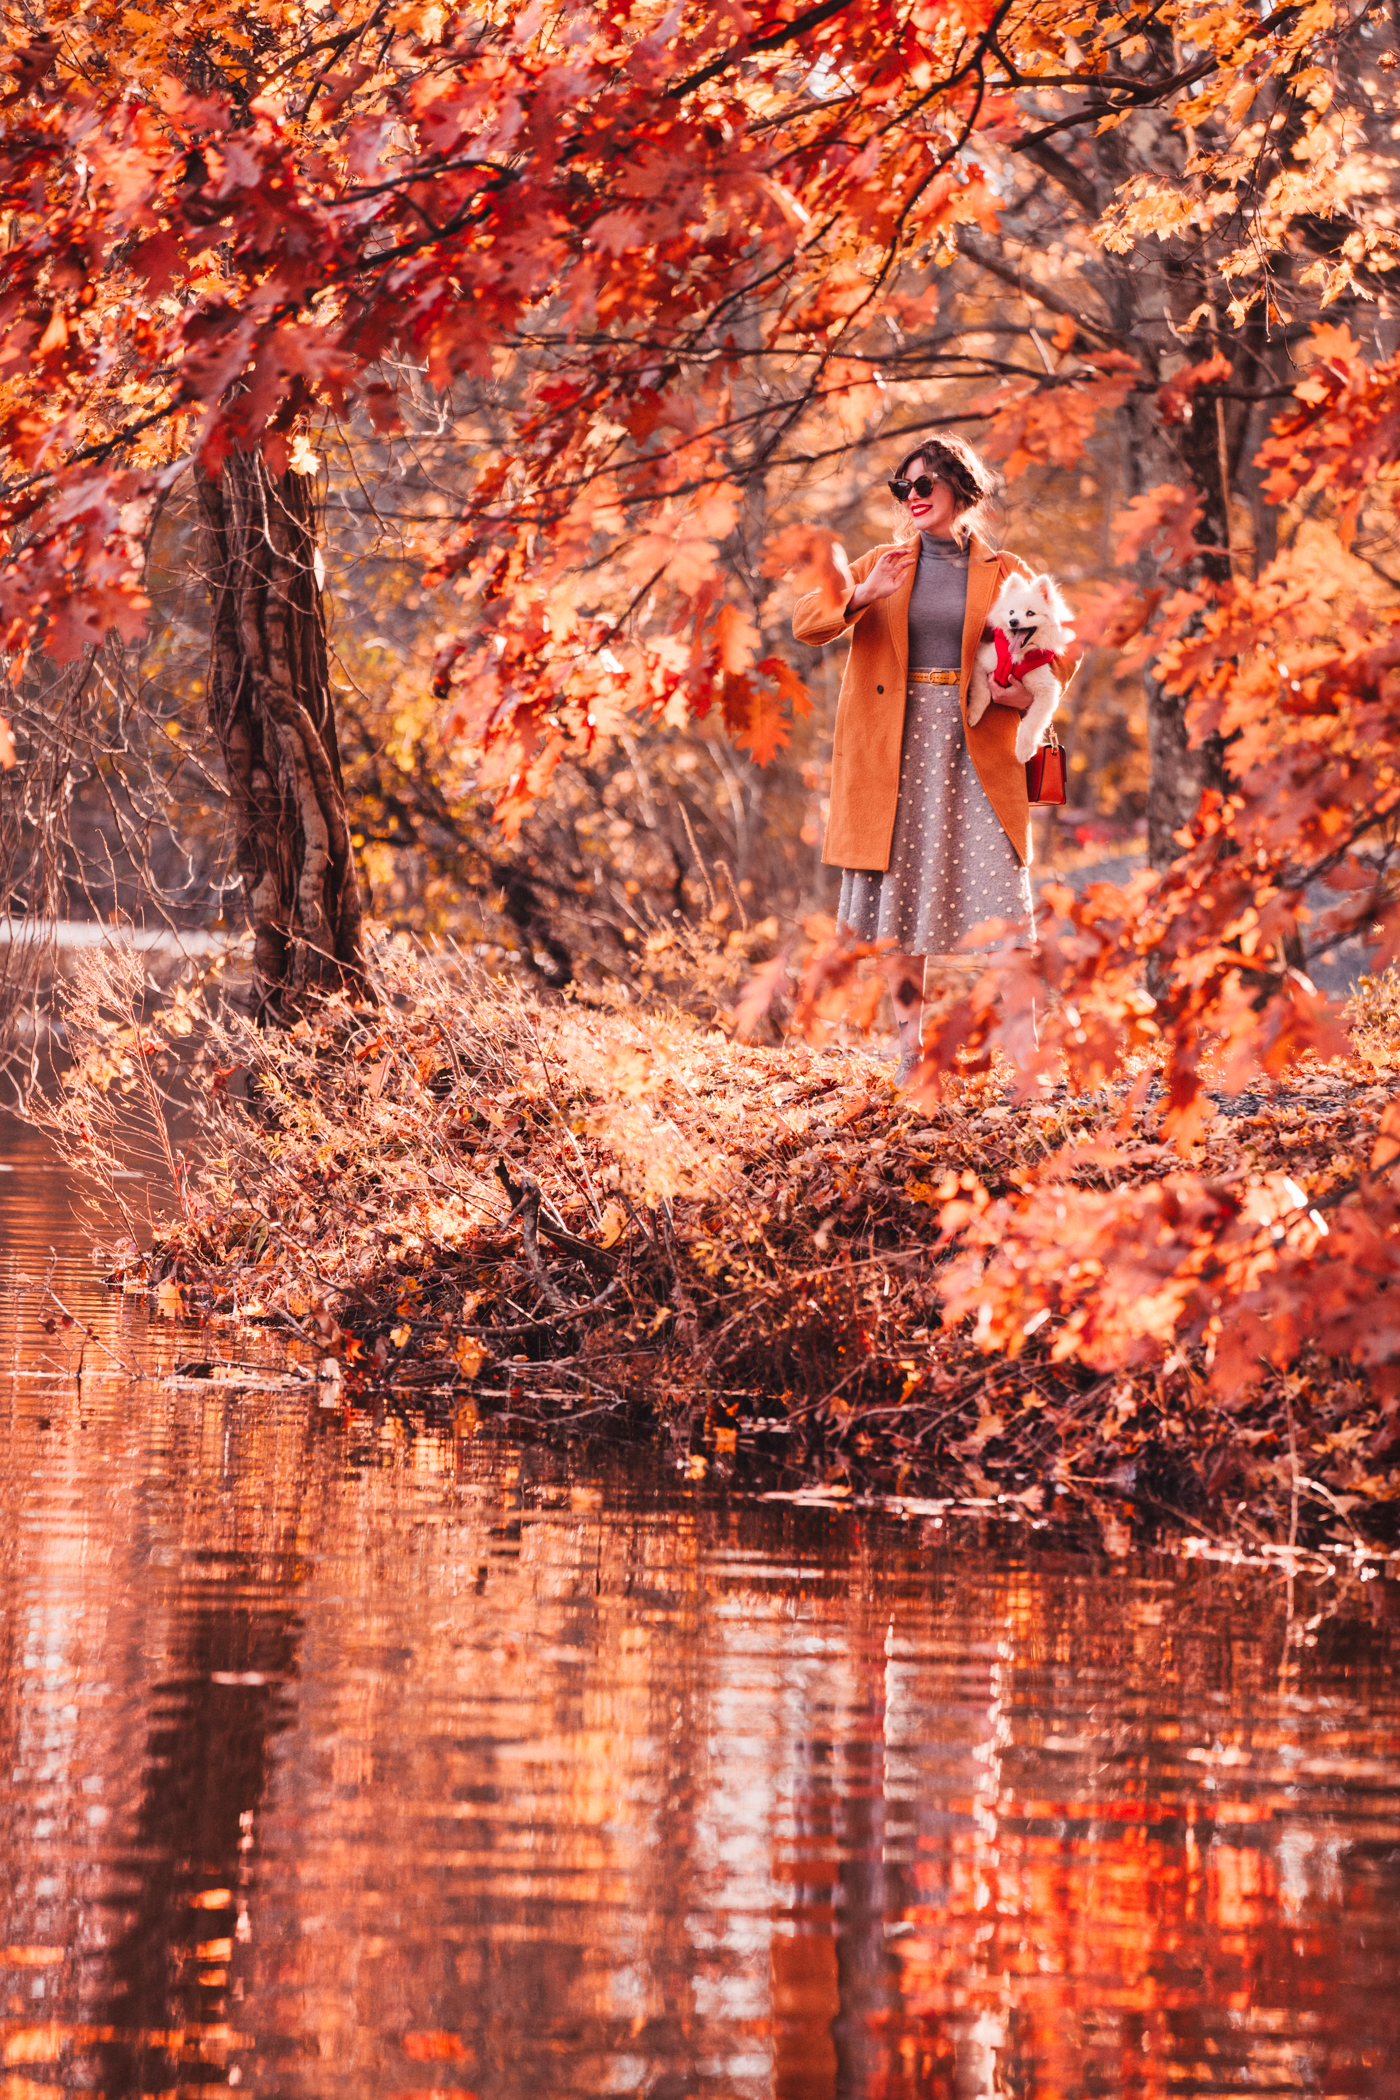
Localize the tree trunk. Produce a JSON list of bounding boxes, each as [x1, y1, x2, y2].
[[1143, 661, 1229, 868], [198, 447, 368, 1020], [1115, 369, 1234, 872]]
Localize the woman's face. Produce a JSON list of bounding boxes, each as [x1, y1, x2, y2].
[[903, 458, 959, 536]]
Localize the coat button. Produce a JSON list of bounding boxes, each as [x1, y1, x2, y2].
[[876, 684, 883, 693]]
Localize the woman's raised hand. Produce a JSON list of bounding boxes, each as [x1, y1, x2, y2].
[[848, 544, 917, 612]]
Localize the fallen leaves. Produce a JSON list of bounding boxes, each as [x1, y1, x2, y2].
[[58, 926, 1391, 1555], [453, 1335, 487, 1379]]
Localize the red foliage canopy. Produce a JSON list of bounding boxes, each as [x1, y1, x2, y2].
[[3, 0, 1399, 1389]]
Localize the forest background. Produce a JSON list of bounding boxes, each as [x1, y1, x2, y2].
[[3, 0, 1400, 1545]]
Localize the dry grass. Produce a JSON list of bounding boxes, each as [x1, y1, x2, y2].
[[40, 934, 1400, 1559]]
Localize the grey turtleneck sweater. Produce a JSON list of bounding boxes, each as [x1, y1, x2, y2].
[[905, 532, 968, 670]]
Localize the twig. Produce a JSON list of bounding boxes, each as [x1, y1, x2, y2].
[[494, 1159, 570, 1316], [22, 1269, 143, 1380], [675, 795, 718, 917], [715, 858, 749, 931], [467, 1275, 624, 1335], [534, 1216, 619, 1278], [522, 1010, 606, 1223]]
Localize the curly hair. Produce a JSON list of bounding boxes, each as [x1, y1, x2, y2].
[[893, 433, 999, 543]]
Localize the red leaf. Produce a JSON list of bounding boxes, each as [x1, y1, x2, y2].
[[1111, 483, 1206, 569], [1156, 351, 1232, 425]]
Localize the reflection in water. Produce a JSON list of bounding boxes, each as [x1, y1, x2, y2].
[[3, 1117, 1400, 2097]]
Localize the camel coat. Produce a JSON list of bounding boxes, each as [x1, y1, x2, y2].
[[792, 534, 1080, 872]]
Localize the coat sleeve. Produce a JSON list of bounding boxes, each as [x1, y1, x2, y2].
[[791, 547, 881, 648]]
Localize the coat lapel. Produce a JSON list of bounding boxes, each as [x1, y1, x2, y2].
[[960, 534, 1003, 692]]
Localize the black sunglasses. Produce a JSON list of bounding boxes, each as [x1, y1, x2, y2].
[[888, 473, 947, 502]]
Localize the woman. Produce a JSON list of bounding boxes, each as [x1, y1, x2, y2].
[[792, 436, 1078, 1082]]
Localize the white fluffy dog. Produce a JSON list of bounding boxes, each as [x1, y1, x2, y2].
[[967, 571, 1074, 764]]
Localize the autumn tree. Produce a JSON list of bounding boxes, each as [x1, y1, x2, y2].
[[0, 0, 1396, 1055], [938, 4, 1400, 863], [5, 0, 1400, 1411]]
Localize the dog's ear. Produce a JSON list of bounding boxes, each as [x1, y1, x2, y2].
[[1034, 573, 1072, 629]]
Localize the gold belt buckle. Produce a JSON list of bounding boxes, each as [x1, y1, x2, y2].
[[908, 668, 960, 685]]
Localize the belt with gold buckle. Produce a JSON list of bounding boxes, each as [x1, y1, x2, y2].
[[907, 668, 960, 684]]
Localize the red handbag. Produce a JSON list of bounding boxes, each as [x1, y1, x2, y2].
[[1026, 731, 1067, 805]]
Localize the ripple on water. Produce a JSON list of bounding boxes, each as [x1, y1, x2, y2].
[[1, 1122, 1400, 2097]]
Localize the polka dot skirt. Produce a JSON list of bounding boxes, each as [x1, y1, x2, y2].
[[837, 677, 1033, 953]]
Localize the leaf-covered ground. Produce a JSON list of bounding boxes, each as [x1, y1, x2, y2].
[[54, 938, 1400, 1560]]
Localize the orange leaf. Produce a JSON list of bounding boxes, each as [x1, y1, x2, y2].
[[732, 951, 789, 1039], [1372, 1103, 1400, 1171], [1070, 582, 1165, 650], [1156, 351, 1232, 425], [730, 681, 790, 766], [403, 2032, 472, 2063], [453, 1334, 486, 1379], [388, 2092, 478, 2100], [793, 931, 886, 1045], [759, 524, 853, 600], [758, 653, 812, 720], [713, 602, 759, 675]]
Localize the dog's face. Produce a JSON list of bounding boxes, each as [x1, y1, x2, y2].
[[992, 572, 1070, 646]]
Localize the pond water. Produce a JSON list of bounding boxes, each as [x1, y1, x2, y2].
[[3, 1117, 1400, 2099]]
